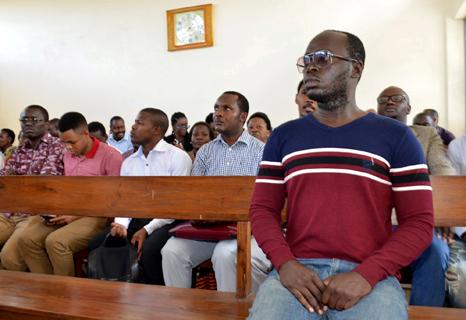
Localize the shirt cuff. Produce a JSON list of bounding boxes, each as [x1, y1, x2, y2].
[[143, 219, 174, 235], [114, 217, 131, 229]]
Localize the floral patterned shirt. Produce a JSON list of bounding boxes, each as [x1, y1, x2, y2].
[[0, 133, 65, 218]]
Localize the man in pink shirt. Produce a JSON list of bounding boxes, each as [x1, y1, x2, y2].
[[17, 112, 123, 276]]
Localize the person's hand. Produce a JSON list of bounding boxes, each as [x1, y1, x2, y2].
[[321, 271, 371, 310], [278, 260, 326, 314], [131, 228, 148, 258], [110, 223, 128, 238], [49, 215, 79, 225], [435, 227, 455, 244]]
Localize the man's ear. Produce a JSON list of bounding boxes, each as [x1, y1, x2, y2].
[[406, 103, 412, 115], [240, 112, 248, 124], [351, 61, 364, 79]]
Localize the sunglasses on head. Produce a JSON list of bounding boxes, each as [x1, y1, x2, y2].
[[296, 50, 359, 73], [377, 95, 406, 104]]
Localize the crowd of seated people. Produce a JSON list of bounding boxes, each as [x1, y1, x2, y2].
[[0, 30, 466, 318]]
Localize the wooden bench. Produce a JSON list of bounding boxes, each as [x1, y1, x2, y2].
[[0, 175, 465, 319]]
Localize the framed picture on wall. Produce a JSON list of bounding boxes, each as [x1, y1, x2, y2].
[[166, 4, 213, 51]]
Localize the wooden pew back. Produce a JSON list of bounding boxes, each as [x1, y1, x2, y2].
[[0, 175, 256, 298]]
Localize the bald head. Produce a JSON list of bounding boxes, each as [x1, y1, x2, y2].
[[377, 86, 411, 124]]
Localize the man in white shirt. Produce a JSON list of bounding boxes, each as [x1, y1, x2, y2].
[[91, 108, 192, 284], [107, 116, 133, 153]]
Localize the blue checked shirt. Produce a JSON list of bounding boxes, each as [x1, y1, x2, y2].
[[192, 130, 264, 176]]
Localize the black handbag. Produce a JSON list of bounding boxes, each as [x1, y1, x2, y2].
[[86, 233, 140, 282]]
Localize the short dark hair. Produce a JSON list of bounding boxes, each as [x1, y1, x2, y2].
[[222, 91, 249, 113], [423, 108, 439, 120], [58, 112, 88, 132], [247, 112, 272, 131], [26, 105, 49, 122], [88, 121, 107, 136], [140, 108, 169, 135], [205, 112, 214, 124], [170, 112, 187, 126], [189, 121, 215, 140], [1, 128, 15, 144], [297, 80, 304, 93], [110, 116, 124, 127]]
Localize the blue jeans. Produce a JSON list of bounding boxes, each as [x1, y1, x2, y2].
[[446, 238, 466, 308], [248, 258, 407, 320], [409, 233, 449, 306]]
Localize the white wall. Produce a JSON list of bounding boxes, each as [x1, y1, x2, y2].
[[0, 0, 464, 138]]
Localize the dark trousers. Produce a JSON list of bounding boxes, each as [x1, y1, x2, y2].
[[88, 219, 178, 285]]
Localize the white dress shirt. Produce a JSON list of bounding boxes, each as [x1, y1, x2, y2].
[[448, 134, 466, 175], [114, 139, 192, 235]]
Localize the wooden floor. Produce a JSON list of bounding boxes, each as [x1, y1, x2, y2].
[[0, 271, 251, 320]]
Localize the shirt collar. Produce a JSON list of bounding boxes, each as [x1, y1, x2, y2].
[[134, 139, 170, 158], [23, 132, 53, 149], [214, 129, 253, 147], [109, 132, 129, 143], [84, 136, 100, 159]]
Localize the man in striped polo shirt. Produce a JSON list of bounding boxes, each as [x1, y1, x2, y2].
[[248, 30, 433, 320]]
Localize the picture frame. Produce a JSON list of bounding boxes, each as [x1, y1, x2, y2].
[[166, 4, 213, 52]]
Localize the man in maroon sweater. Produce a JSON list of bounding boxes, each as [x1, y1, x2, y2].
[[248, 30, 433, 320]]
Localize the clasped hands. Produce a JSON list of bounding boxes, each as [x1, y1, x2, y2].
[[279, 260, 372, 315]]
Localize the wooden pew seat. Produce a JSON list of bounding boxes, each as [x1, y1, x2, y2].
[[0, 270, 251, 320]]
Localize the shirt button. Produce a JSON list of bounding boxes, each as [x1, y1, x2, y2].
[[228, 148, 232, 151], [227, 162, 230, 166], [146, 164, 149, 166]]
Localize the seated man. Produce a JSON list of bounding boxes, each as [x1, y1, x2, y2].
[[295, 80, 318, 117], [249, 30, 433, 319], [423, 108, 456, 146], [377, 86, 453, 306], [162, 91, 271, 293], [247, 112, 272, 143], [88, 121, 108, 143], [0, 128, 16, 161], [17, 112, 122, 276], [0, 105, 65, 271], [412, 112, 434, 127], [108, 116, 133, 153], [446, 227, 466, 308], [94, 108, 192, 284]]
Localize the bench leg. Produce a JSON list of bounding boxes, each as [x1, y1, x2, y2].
[[236, 221, 251, 298]]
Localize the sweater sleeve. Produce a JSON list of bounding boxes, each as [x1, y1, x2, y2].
[[354, 128, 434, 287], [250, 131, 292, 270]]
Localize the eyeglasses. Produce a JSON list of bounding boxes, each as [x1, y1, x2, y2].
[[377, 95, 406, 104], [296, 50, 359, 73], [175, 124, 190, 130], [19, 117, 45, 124]]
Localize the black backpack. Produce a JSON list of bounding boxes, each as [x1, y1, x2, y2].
[[86, 234, 140, 282]]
